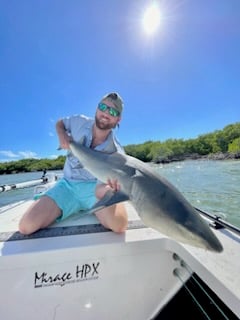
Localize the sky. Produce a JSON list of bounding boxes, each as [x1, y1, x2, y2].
[[1, 0, 240, 162]]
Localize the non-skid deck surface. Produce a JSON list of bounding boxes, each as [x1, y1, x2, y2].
[[0, 200, 144, 242]]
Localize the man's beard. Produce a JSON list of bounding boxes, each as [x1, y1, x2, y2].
[[95, 116, 116, 130]]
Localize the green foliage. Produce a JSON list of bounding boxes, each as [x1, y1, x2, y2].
[[0, 156, 66, 175], [228, 137, 240, 153], [124, 141, 154, 161], [148, 142, 173, 163], [125, 122, 240, 163]]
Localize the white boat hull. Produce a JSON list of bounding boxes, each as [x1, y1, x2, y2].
[[0, 200, 240, 319]]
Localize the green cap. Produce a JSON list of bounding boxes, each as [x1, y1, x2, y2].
[[100, 92, 124, 115]]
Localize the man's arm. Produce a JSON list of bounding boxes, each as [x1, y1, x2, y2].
[[56, 119, 72, 150]]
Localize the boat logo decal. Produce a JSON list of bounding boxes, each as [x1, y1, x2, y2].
[[34, 262, 100, 288]]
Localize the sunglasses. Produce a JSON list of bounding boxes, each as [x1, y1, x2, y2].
[[98, 103, 120, 117]]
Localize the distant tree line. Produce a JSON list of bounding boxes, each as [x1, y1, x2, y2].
[[0, 156, 66, 175], [125, 122, 240, 163], [0, 122, 239, 174]]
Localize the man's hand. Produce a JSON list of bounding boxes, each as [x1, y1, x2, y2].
[[107, 178, 120, 192], [96, 179, 121, 200], [59, 133, 72, 150]]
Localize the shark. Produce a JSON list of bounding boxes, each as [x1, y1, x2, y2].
[[69, 141, 223, 252]]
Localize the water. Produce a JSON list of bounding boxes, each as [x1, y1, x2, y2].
[[152, 160, 240, 228], [0, 161, 239, 228]]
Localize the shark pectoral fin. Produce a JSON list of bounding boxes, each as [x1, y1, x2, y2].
[[86, 190, 130, 215]]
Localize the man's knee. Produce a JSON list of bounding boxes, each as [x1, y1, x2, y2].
[[109, 205, 128, 233], [18, 219, 34, 235], [94, 203, 128, 233], [111, 220, 128, 233]]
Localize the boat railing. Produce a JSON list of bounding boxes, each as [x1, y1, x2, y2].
[[0, 171, 61, 194], [195, 207, 240, 236]]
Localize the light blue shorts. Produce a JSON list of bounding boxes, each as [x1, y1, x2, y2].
[[34, 178, 97, 222]]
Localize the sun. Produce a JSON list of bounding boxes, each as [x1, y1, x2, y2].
[[142, 3, 161, 35]]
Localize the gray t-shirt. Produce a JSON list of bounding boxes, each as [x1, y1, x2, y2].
[[62, 114, 124, 181]]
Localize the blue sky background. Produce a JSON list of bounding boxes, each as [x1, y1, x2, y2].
[[1, 0, 240, 161]]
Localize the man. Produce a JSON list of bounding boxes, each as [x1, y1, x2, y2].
[[19, 92, 128, 235]]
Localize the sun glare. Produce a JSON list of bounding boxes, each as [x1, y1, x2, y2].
[[143, 3, 161, 35]]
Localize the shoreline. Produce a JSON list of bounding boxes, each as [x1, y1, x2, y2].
[[154, 152, 240, 164], [1, 153, 240, 174]]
